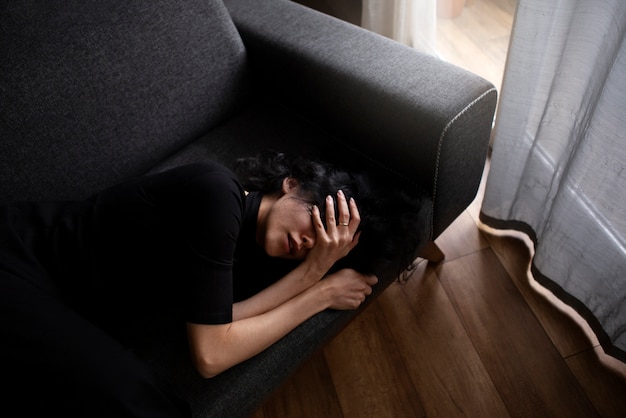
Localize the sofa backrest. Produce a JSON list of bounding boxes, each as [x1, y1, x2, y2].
[[0, 0, 247, 204]]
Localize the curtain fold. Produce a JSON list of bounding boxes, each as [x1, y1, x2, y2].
[[361, 0, 437, 54], [481, 0, 626, 361]]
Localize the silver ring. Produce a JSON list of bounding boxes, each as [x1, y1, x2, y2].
[[338, 222, 349, 226]]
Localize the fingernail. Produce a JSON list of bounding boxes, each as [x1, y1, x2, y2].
[[338, 189, 344, 196]]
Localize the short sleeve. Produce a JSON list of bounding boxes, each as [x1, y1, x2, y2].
[[92, 163, 246, 326]]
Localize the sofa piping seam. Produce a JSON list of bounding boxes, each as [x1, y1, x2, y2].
[[430, 87, 497, 239]]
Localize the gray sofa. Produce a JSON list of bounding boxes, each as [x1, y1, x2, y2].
[[0, 0, 497, 416]]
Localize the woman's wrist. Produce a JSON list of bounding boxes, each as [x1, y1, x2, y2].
[[299, 257, 331, 283], [304, 280, 332, 311]]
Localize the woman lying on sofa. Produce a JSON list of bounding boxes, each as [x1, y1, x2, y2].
[[0, 151, 422, 417]]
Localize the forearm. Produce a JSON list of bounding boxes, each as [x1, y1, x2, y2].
[[189, 282, 329, 378], [232, 258, 327, 321], [189, 269, 376, 378]]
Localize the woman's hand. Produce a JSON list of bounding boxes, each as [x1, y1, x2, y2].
[[318, 268, 378, 310], [234, 192, 360, 321], [306, 190, 361, 273], [188, 267, 376, 378]]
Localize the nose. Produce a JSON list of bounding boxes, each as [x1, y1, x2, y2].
[[301, 234, 315, 250]]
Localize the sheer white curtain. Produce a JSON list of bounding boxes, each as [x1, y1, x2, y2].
[[361, 0, 437, 54], [481, 0, 626, 361]]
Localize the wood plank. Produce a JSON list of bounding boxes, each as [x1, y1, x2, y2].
[[436, 19, 505, 91], [435, 210, 490, 261], [377, 263, 509, 416], [323, 297, 426, 418], [461, 0, 515, 40], [566, 346, 626, 418], [438, 249, 599, 417], [482, 229, 599, 357], [482, 0, 518, 20], [292, 0, 361, 25], [436, 0, 514, 92], [254, 350, 344, 418], [419, 240, 445, 263], [248, 403, 266, 418]]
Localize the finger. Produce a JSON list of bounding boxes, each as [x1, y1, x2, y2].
[[345, 230, 361, 252], [336, 190, 350, 225], [311, 205, 326, 236], [325, 195, 337, 231], [348, 197, 361, 230], [363, 284, 373, 296], [365, 275, 378, 286]]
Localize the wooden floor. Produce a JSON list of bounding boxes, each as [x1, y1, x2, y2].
[[434, 0, 514, 95], [252, 1, 626, 417]]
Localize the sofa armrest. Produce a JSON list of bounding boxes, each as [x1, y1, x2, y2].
[[224, 0, 497, 239]]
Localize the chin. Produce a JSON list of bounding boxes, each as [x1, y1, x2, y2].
[[265, 246, 295, 260], [262, 242, 283, 258]]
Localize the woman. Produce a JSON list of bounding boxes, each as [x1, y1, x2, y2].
[[0, 151, 421, 417]]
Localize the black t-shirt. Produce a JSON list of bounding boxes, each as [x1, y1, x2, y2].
[[0, 163, 297, 344], [89, 163, 246, 328], [232, 191, 299, 303], [0, 162, 295, 346]]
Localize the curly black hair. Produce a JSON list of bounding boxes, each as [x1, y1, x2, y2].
[[234, 151, 427, 281]]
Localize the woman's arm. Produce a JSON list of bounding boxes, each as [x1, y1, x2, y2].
[[187, 269, 377, 378], [188, 191, 373, 378], [233, 190, 361, 321], [231, 255, 329, 321]]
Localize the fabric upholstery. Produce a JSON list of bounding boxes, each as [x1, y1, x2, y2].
[[0, 0, 497, 416], [0, 0, 247, 204], [224, 0, 497, 238], [145, 269, 393, 418], [145, 99, 432, 417]]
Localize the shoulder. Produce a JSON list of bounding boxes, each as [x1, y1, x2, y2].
[[96, 161, 246, 213], [160, 162, 237, 183], [152, 162, 243, 196]]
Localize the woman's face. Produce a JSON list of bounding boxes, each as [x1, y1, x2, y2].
[[258, 180, 317, 260]]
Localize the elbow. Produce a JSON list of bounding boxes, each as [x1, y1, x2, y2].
[[186, 323, 236, 378], [192, 354, 228, 379], [197, 367, 220, 379]]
